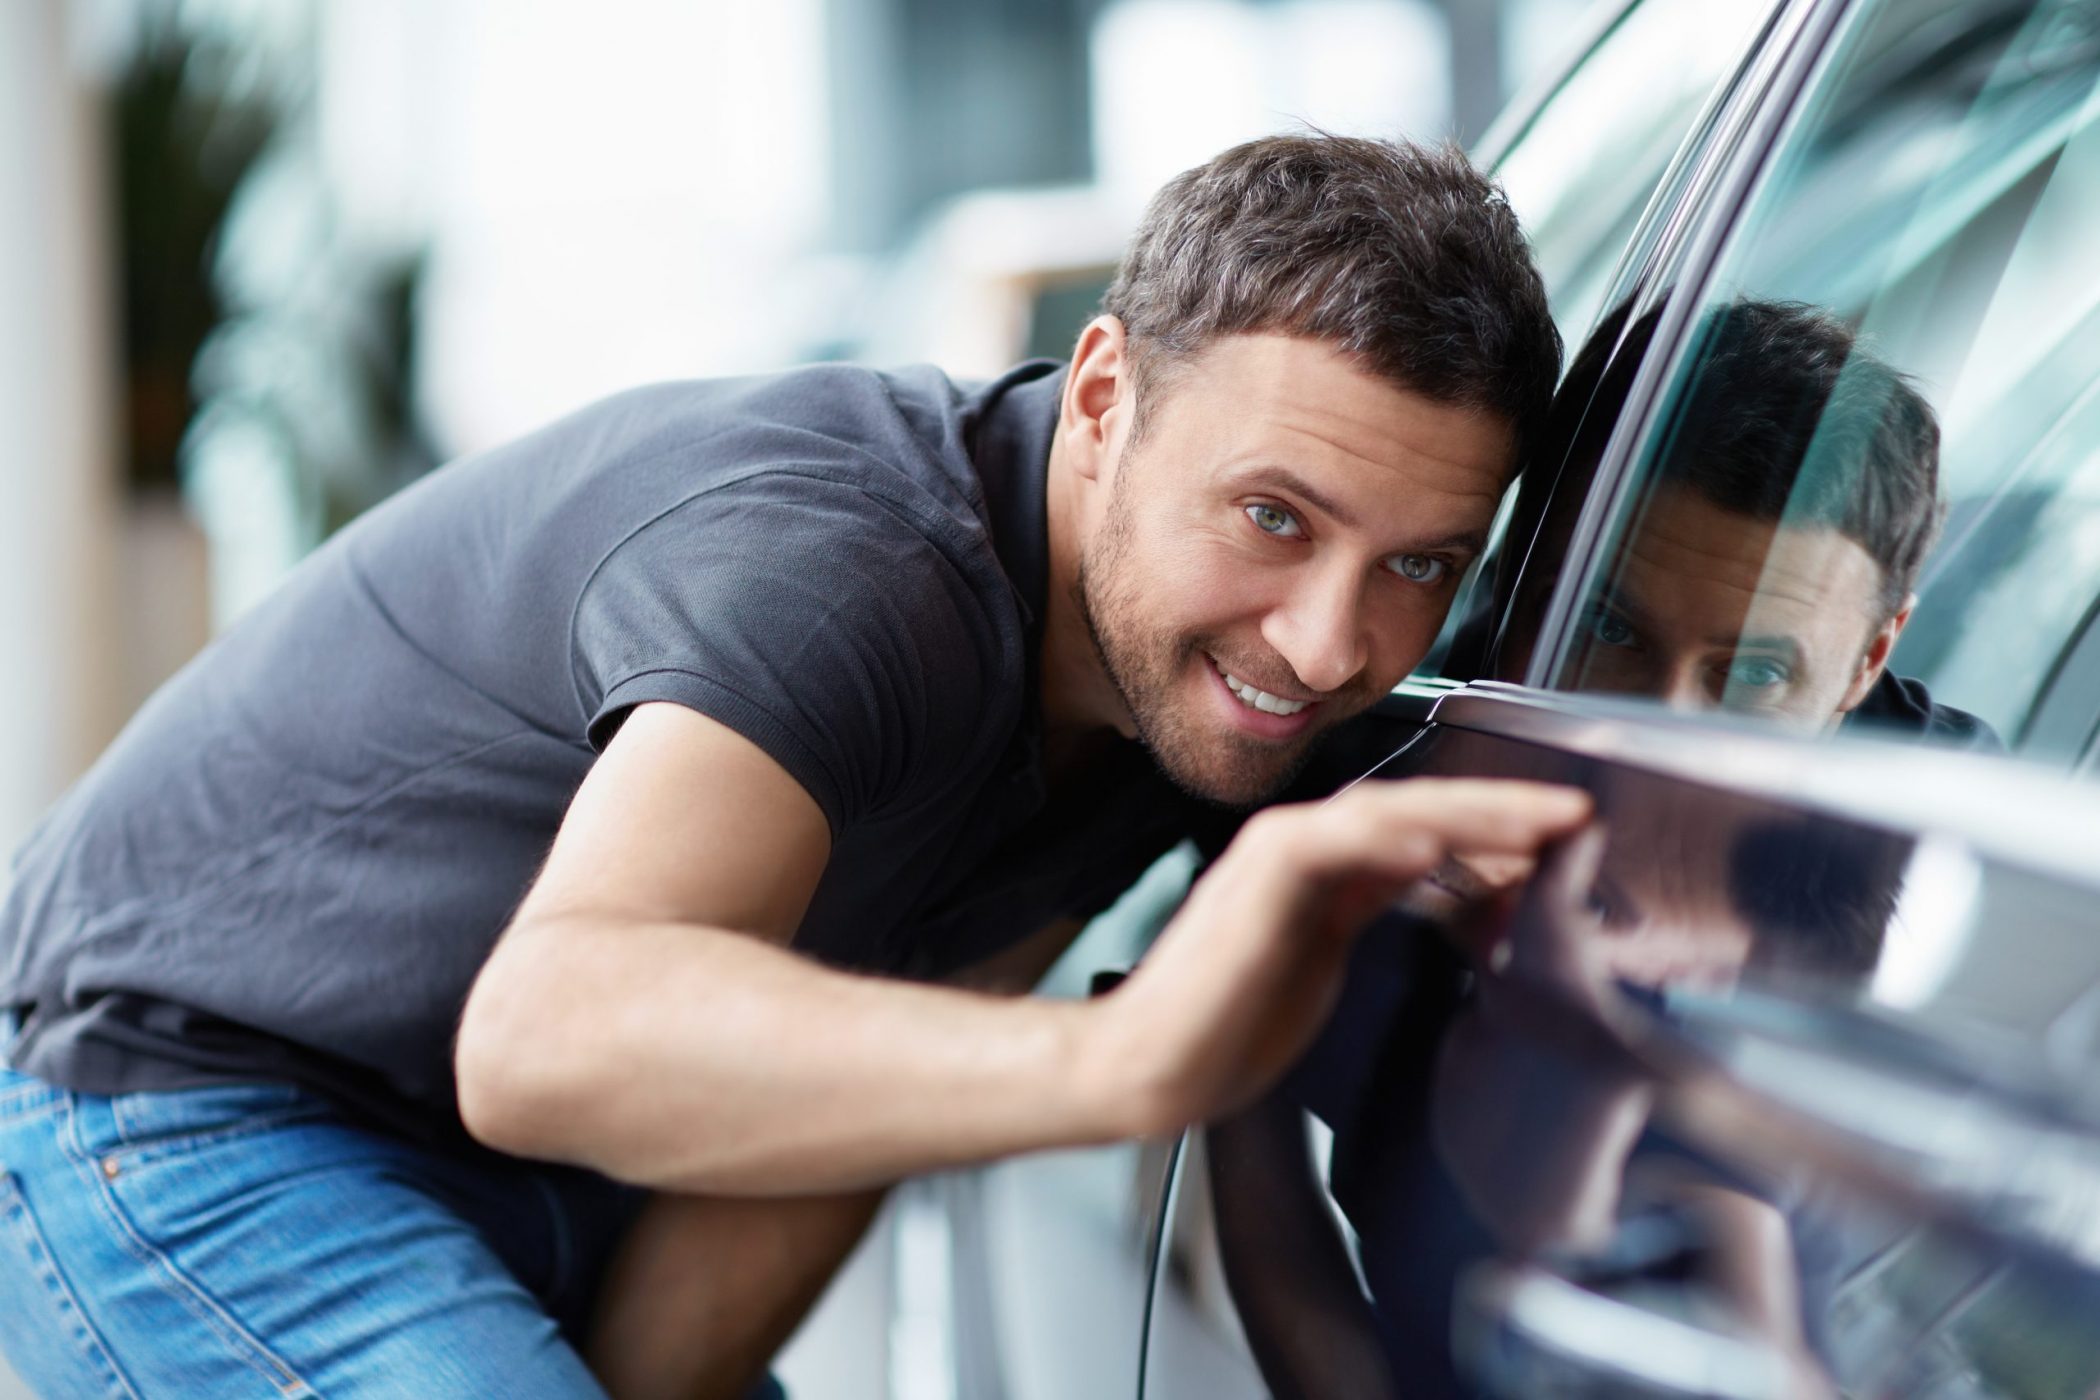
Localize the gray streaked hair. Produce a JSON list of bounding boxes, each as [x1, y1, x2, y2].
[[1102, 133, 1563, 464]]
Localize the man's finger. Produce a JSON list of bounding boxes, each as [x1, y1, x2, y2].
[[1301, 779, 1593, 876]]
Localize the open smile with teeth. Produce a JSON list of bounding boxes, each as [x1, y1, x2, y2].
[[1209, 655, 1314, 716]]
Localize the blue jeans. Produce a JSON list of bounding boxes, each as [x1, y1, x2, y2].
[[0, 1019, 786, 1398]]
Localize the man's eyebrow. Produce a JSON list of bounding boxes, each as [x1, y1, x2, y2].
[[1238, 466, 1359, 528], [1721, 634, 1806, 663], [1595, 586, 1654, 634], [1234, 465, 1489, 554], [1406, 527, 1492, 556], [1598, 588, 1807, 662]]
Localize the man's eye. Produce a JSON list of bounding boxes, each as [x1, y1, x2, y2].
[[1245, 504, 1303, 537], [1726, 657, 1791, 688], [1384, 553, 1449, 585], [1586, 607, 1636, 648]]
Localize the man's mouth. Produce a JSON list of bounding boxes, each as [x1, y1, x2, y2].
[[1207, 653, 1315, 716]]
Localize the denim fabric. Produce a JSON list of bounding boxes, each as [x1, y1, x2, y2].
[[0, 1019, 787, 1399]]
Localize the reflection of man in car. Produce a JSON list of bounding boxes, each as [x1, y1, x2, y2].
[[1467, 297, 1993, 747], [1566, 300, 1945, 729]]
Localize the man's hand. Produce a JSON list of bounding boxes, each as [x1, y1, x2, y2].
[[1083, 779, 1593, 1136]]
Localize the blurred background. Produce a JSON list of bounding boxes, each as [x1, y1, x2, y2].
[[2, 0, 1600, 854], [2, 0, 1596, 1393]]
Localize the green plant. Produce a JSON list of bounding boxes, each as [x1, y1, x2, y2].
[[112, 3, 278, 496]]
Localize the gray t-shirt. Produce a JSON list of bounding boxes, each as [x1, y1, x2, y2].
[[0, 360, 1192, 1145]]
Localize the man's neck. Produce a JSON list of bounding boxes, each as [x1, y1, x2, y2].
[[1039, 422, 1136, 746]]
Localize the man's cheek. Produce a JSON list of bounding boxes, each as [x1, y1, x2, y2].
[[1363, 604, 1445, 691]]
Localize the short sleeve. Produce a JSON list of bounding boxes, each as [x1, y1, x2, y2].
[[570, 470, 1013, 835]]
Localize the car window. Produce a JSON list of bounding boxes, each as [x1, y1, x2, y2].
[[1418, 0, 1771, 681], [1495, 0, 1772, 340], [1539, 0, 2100, 765]]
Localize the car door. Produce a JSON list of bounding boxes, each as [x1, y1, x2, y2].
[[1140, 0, 2100, 1393], [950, 6, 1789, 1396], [1118, 0, 1798, 1394]]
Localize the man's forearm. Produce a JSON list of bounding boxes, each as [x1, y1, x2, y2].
[[458, 779, 1593, 1196], [456, 914, 1145, 1194]]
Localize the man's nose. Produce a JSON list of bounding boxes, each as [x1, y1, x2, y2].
[[1656, 659, 1712, 713], [1260, 564, 1370, 696]]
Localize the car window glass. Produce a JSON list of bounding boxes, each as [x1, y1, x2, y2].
[[1540, 0, 2100, 766], [1420, 0, 1768, 680], [1496, 0, 1771, 338]]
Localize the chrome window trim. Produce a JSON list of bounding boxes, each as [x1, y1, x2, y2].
[[1428, 681, 2100, 894], [1446, 0, 1797, 687], [1523, 0, 1866, 688]]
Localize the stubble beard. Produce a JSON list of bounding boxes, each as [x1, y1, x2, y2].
[[1073, 492, 1323, 810]]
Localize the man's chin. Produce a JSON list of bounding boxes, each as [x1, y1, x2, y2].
[[1146, 734, 1318, 811]]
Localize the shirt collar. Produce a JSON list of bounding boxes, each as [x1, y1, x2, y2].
[[964, 359, 1066, 637]]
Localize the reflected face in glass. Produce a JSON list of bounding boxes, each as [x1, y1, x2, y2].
[[1571, 484, 1903, 727], [1078, 334, 1513, 806]]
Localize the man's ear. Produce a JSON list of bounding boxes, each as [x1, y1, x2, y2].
[[1062, 315, 1133, 485], [1838, 593, 1915, 713]]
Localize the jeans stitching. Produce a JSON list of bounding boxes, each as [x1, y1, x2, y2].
[[0, 1171, 144, 1400], [111, 1084, 302, 1142], [103, 1102, 335, 1171], [60, 1099, 317, 1396]]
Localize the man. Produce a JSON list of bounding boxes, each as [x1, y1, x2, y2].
[[0, 135, 1584, 1397]]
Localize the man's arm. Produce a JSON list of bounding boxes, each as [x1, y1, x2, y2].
[[454, 701, 1590, 1194]]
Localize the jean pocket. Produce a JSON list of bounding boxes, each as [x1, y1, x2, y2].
[[0, 1170, 140, 1399], [107, 1083, 326, 1162]]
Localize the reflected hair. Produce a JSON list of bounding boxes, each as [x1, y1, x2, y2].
[[1474, 299, 1944, 677], [1102, 133, 1563, 465], [1661, 300, 1943, 620]]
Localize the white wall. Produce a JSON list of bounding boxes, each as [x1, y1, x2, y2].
[[0, 0, 122, 859]]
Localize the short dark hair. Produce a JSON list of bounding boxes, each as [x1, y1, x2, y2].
[[1658, 300, 1943, 619], [1469, 298, 1944, 680], [1101, 133, 1562, 465]]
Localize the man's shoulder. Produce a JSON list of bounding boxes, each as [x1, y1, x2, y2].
[[1844, 671, 2003, 752], [566, 362, 974, 476], [489, 362, 996, 547], [567, 358, 1066, 614]]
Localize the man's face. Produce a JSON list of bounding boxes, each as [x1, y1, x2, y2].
[[1569, 483, 1896, 727], [1076, 334, 1513, 806]]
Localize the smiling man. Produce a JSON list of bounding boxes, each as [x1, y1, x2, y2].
[[0, 135, 1578, 1398]]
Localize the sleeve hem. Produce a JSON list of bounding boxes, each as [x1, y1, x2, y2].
[[589, 669, 847, 837]]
